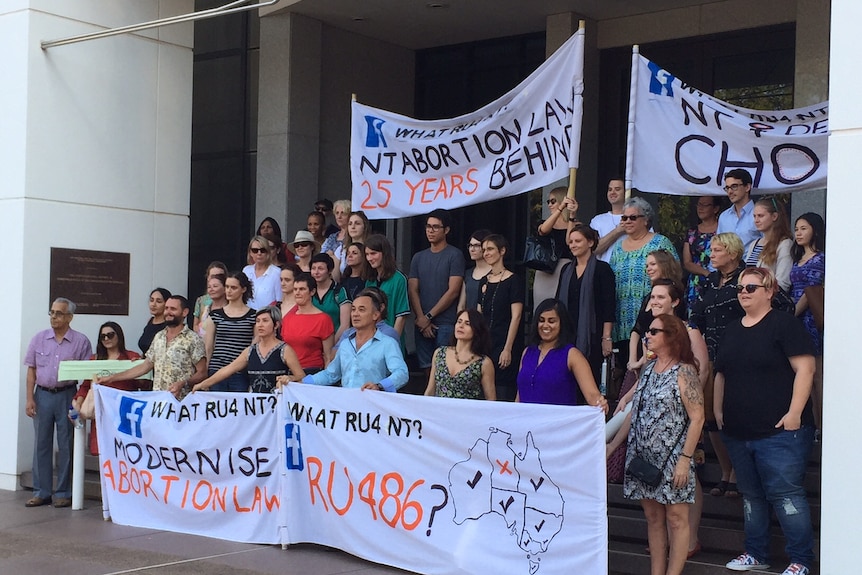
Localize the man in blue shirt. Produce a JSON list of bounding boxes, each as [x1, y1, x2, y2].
[[717, 168, 760, 251], [299, 289, 408, 392]]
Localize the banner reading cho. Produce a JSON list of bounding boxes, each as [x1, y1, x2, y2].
[[280, 384, 607, 575], [630, 54, 828, 195], [351, 29, 584, 219], [95, 387, 282, 544]]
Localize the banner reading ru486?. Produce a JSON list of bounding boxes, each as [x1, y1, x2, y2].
[[280, 385, 608, 575], [95, 385, 608, 575]]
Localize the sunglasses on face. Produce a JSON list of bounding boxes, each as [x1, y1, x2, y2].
[[250, 247, 268, 254], [100, 332, 117, 340], [620, 214, 644, 222], [737, 283, 767, 293], [294, 242, 312, 248], [646, 327, 667, 336], [546, 198, 557, 205]]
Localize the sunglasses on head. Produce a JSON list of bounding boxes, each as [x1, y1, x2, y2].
[[100, 331, 117, 340], [620, 214, 644, 222], [736, 283, 767, 294], [646, 327, 667, 336], [250, 247, 268, 254]]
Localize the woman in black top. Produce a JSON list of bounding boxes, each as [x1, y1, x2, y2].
[[138, 287, 171, 354]]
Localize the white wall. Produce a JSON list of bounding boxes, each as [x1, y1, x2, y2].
[[0, 0, 194, 490]]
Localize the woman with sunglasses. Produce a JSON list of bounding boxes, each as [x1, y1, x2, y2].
[[424, 308, 495, 400], [292, 229, 318, 272], [744, 197, 793, 292], [194, 307, 305, 394], [689, 231, 745, 498], [72, 322, 146, 455], [623, 313, 704, 575], [256, 217, 293, 267], [533, 186, 576, 310], [242, 235, 281, 310], [714, 267, 816, 575], [609, 197, 677, 365], [458, 229, 493, 312]]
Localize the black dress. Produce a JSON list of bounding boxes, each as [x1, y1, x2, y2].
[[138, 319, 167, 355], [478, 273, 524, 401]]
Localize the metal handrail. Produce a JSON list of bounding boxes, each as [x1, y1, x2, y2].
[[41, 0, 280, 50]]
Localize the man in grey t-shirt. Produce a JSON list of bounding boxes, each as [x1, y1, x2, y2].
[[408, 209, 465, 374]]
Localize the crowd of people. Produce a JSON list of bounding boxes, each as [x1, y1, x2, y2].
[[23, 168, 824, 575]]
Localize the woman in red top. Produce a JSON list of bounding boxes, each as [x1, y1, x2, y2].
[[280, 273, 335, 373], [72, 322, 147, 455]]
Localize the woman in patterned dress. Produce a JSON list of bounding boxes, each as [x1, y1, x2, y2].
[[790, 212, 826, 432], [193, 307, 305, 394], [624, 313, 704, 575], [424, 309, 495, 400], [609, 197, 678, 365], [682, 196, 720, 312]]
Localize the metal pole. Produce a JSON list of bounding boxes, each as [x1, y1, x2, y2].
[[41, 0, 279, 50], [72, 423, 86, 510]]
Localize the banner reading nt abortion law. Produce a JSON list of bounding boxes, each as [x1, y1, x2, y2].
[[350, 29, 584, 219], [280, 384, 607, 575], [629, 54, 828, 196]]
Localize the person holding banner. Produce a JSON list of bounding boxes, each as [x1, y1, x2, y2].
[[743, 197, 793, 292], [193, 307, 305, 394], [590, 177, 628, 263], [424, 308, 495, 400], [609, 197, 678, 362], [515, 298, 608, 412], [717, 169, 760, 252], [624, 313, 704, 575], [295, 289, 408, 392], [72, 322, 146, 456], [533, 186, 576, 309]]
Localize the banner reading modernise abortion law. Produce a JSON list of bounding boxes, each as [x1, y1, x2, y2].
[[95, 387, 282, 544], [629, 54, 828, 196], [351, 29, 584, 219], [280, 384, 607, 575]]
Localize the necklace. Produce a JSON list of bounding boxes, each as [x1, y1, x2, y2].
[[453, 346, 475, 365], [654, 357, 675, 372], [488, 268, 504, 278]]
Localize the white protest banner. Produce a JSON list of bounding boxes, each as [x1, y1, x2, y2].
[[95, 387, 283, 544], [280, 385, 607, 575], [629, 53, 828, 196], [351, 29, 584, 219]]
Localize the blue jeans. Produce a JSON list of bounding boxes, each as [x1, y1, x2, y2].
[[722, 427, 815, 567], [414, 323, 455, 369], [208, 371, 249, 392]]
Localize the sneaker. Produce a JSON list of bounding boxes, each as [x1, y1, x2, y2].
[[726, 553, 770, 571], [781, 564, 810, 575]]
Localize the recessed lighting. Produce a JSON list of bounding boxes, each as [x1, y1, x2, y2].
[[426, 3, 449, 8], [351, 16, 366, 22]]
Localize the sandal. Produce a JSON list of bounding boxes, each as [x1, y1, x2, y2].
[[724, 482, 740, 498], [710, 480, 729, 496]]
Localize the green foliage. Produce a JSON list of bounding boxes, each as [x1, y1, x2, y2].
[[656, 195, 691, 254]]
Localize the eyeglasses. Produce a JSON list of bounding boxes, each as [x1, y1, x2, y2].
[[250, 247, 268, 254], [546, 198, 557, 205], [425, 224, 445, 231], [100, 332, 117, 340], [646, 327, 667, 336], [723, 183, 745, 192], [48, 310, 70, 317], [620, 214, 644, 222], [294, 242, 312, 248], [736, 283, 767, 293], [468, 243, 482, 249]]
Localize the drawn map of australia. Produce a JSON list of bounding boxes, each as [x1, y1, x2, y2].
[[448, 428, 564, 574]]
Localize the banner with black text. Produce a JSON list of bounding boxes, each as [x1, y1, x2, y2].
[[351, 29, 584, 219], [629, 54, 828, 195]]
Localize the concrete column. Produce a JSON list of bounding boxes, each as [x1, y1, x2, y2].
[[821, 1, 856, 572], [792, 0, 830, 220], [256, 12, 322, 238], [546, 13, 599, 220], [0, 0, 194, 490]]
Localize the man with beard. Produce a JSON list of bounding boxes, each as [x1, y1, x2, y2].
[[96, 296, 206, 399]]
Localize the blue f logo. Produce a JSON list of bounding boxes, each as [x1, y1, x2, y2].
[[284, 423, 304, 471], [364, 115, 387, 148], [118, 397, 147, 438], [647, 61, 675, 97]]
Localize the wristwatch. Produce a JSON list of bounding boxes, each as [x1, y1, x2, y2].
[[425, 312, 434, 321]]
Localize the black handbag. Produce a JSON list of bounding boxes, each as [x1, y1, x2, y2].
[[523, 235, 558, 272]]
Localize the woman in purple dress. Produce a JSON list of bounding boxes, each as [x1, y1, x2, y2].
[[790, 212, 826, 432], [515, 298, 608, 413]]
